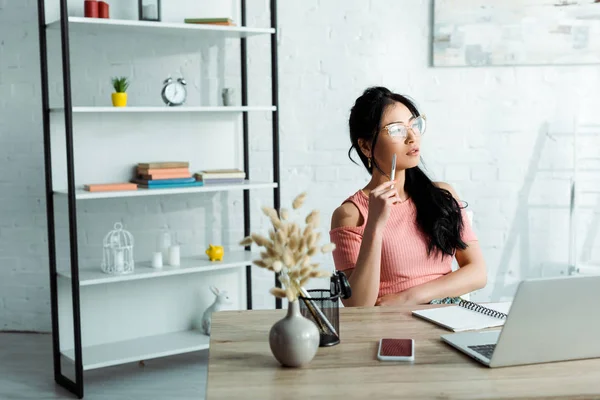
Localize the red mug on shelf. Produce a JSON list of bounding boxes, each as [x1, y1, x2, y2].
[[84, 0, 98, 18], [98, 1, 109, 18]]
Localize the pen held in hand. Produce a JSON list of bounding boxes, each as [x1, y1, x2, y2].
[[390, 153, 396, 189]]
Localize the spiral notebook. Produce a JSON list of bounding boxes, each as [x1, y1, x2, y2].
[[412, 300, 512, 332]]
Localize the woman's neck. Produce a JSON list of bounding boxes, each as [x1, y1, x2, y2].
[[363, 168, 408, 200]]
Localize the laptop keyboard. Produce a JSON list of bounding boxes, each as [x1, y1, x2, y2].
[[468, 344, 496, 359]]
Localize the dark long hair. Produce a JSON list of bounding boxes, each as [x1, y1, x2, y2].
[[348, 86, 467, 257]]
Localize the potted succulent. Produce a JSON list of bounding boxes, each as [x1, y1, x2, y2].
[[111, 76, 129, 107]]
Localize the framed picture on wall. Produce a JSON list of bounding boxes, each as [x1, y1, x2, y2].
[[432, 0, 600, 67]]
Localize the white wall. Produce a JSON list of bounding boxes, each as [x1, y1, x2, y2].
[[1, 0, 600, 332]]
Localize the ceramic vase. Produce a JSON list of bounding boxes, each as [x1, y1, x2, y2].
[[269, 299, 320, 367]]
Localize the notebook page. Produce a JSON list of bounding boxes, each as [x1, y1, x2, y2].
[[412, 302, 512, 332]]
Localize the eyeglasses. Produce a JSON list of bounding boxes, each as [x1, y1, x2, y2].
[[381, 115, 426, 140]]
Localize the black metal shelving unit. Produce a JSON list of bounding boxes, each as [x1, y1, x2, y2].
[[36, 0, 280, 397]]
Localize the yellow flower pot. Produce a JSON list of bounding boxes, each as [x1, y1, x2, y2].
[[111, 92, 128, 107]]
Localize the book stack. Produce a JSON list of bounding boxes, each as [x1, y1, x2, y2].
[[132, 162, 204, 189], [183, 17, 236, 26], [194, 168, 246, 185]]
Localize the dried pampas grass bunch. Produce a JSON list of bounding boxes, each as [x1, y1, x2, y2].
[[239, 192, 335, 302]]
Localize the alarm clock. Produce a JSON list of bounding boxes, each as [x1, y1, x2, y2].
[[161, 77, 187, 106]]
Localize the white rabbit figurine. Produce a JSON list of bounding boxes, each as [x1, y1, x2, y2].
[[201, 286, 231, 335]]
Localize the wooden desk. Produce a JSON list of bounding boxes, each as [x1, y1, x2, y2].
[[206, 305, 600, 399]]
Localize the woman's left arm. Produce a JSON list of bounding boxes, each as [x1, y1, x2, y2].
[[400, 240, 487, 305], [376, 182, 487, 306]]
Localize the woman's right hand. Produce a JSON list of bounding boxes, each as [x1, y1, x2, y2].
[[366, 181, 399, 232]]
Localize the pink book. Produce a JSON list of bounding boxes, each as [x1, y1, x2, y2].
[[139, 172, 192, 180], [137, 167, 190, 175], [84, 183, 138, 192]]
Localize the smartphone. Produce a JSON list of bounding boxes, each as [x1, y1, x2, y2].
[[377, 338, 414, 362]]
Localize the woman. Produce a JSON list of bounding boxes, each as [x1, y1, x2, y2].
[[330, 86, 487, 307]]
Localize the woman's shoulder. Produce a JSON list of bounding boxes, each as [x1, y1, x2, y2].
[[331, 202, 361, 230], [434, 181, 460, 200], [330, 191, 367, 230]]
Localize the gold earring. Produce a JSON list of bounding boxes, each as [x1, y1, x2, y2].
[[368, 157, 372, 168]]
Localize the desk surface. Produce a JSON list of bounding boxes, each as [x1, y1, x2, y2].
[[206, 304, 600, 399]]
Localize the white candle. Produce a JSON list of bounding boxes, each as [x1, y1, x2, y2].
[[169, 245, 180, 267], [152, 251, 163, 268], [115, 250, 124, 271]]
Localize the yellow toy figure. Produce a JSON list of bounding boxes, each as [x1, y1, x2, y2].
[[205, 244, 224, 261]]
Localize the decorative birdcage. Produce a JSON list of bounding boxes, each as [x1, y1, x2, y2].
[[101, 222, 135, 275]]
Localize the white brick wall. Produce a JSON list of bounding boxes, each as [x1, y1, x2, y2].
[[2, 0, 600, 332], [0, 0, 54, 331]]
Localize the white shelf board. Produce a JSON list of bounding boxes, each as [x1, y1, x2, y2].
[[53, 180, 278, 200], [47, 17, 274, 38], [61, 330, 210, 370], [58, 250, 254, 286], [50, 106, 276, 113]]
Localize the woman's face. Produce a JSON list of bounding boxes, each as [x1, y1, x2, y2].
[[372, 102, 423, 173]]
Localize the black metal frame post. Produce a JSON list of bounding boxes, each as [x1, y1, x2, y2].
[[240, 0, 252, 311], [240, 0, 281, 310], [269, 0, 281, 309], [36, 0, 60, 387], [37, 0, 84, 397], [59, 0, 85, 393]]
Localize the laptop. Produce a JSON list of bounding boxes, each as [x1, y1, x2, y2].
[[440, 274, 600, 368]]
